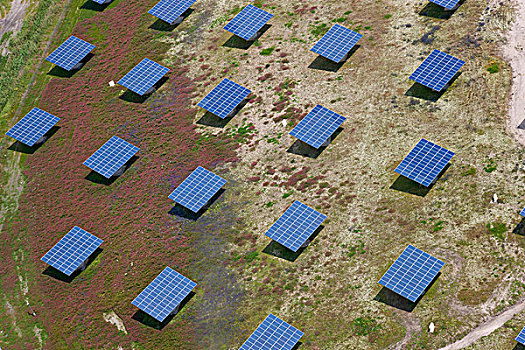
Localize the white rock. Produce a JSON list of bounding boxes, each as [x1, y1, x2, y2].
[[109, 80, 115, 87], [491, 193, 498, 203], [429, 322, 435, 333]]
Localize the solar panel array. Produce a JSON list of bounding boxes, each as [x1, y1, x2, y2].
[[224, 4, 273, 41], [131, 267, 196, 322], [83, 136, 139, 178], [409, 49, 465, 91], [41, 226, 103, 276], [310, 24, 363, 63], [379, 245, 444, 302], [395, 138, 454, 187], [148, 0, 195, 24], [516, 326, 525, 345], [265, 201, 326, 252], [429, 0, 460, 10], [6, 108, 60, 147], [117, 58, 170, 96], [239, 314, 304, 350], [168, 166, 227, 212], [45, 36, 95, 71], [289, 104, 346, 149], [197, 78, 251, 119]]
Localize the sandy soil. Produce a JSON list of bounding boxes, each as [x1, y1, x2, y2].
[[0, 0, 30, 55]]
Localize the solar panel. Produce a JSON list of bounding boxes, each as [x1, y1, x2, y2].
[[169, 166, 227, 213], [117, 58, 170, 96], [265, 201, 326, 252], [131, 267, 196, 322], [409, 50, 465, 91], [41, 226, 103, 276], [83, 136, 139, 178], [6, 108, 60, 147], [91, 0, 110, 3], [240, 314, 304, 350], [310, 24, 362, 63], [395, 138, 454, 187], [148, 0, 195, 24], [520, 207, 525, 217], [516, 326, 525, 345], [224, 4, 273, 41], [289, 104, 346, 149], [45, 36, 95, 71], [429, 0, 460, 10], [379, 245, 444, 302], [197, 78, 251, 119]]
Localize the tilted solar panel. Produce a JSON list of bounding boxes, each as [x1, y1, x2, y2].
[[117, 58, 170, 96], [379, 245, 444, 302], [6, 108, 60, 147], [132, 267, 196, 322], [395, 138, 454, 187], [197, 78, 251, 119], [148, 0, 195, 24], [91, 0, 111, 4], [169, 166, 227, 212], [290, 104, 346, 149], [224, 4, 273, 41], [83, 136, 139, 178], [310, 24, 362, 63], [409, 49, 465, 91], [265, 201, 326, 252], [520, 207, 525, 217], [240, 314, 304, 350], [429, 0, 460, 10], [41, 226, 103, 276], [516, 326, 525, 345], [45, 36, 95, 71]]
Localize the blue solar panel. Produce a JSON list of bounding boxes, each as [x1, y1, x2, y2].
[[83, 136, 139, 178], [132, 267, 196, 322], [395, 138, 454, 187], [91, 0, 111, 4], [224, 4, 273, 41], [429, 0, 460, 10], [41, 226, 103, 276], [265, 201, 326, 252], [45, 36, 95, 71], [169, 166, 227, 213], [148, 0, 195, 24], [311, 24, 362, 63], [409, 50, 465, 91], [197, 78, 251, 119], [379, 245, 444, 302], [6, 108, 60, 147], [289, 104, 346, 149], [240, 314, 304, 350], [517, 326, 525, 345], [520, 207, 525, 217], [117, 58, 170, 96]]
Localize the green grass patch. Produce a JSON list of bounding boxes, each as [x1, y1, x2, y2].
[[352, 316, 382, 336], [487, 62, 500, 74], [487, 222, 507, 240], [483, 158, 497, 173], [310, 23, 329, 37], [260, 47, 275, 56]]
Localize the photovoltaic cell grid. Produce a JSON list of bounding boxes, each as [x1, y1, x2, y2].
[[409, 49, 465, 91], [379, 245, 444, 303], [131, 267, 196, 322], [197, 78, 251, 119], [45, 36, 95, 71], [265, 201, 326, 252], [83, 136, 139, 178], [41, 226, 103, 276], [224, 4, 273, 41], [148, 0, 195, 24], [6, 108, 60, 146], [310, 24, 363, 63], [395, 138, 454, 187], [290, 104, 346, 149], [239, 314, 304, 350], [169, 166, 227, 212], [117, 58, 170, 96], [516, 326, 525, 345], [429, 0, 460, 10]]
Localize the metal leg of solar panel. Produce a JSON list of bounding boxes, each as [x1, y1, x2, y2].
[[169, 16, 184, 25], [300, 239, 311, 249], [72, 62, 85, 70], [169, 304, 180, 316], [321, 137, 331, 147], [76, 259, 89, 273], [113, 164, 127, 177]]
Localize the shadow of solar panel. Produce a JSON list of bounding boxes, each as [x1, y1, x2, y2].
[[224, 4, 273, 41], [169, 166, 226, 212], [240, 314, 304, 350], [41, 226, 103, 276], [290, 104, 346, 149], [395, 138, 454, 187], [379, 245, 444, 303], [517, 326, 525, 345], [265, 201, 326, 252], [45, 36, 95, 71], [311, 24, 362, 63], [83, 136, 139, 178], [409, 49, 465, 91], [117, 58, 170, 96], [429, 0, 460, 10], [131, 267, 196, 322], [197, 79, 251, 119], [6, 108, 60, 147], [148, 0, 195, 24]]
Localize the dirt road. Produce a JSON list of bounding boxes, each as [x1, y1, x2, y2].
[[0, 0, 30, 55]]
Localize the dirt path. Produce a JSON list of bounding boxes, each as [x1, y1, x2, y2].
[[0, 0, 30, 55]]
